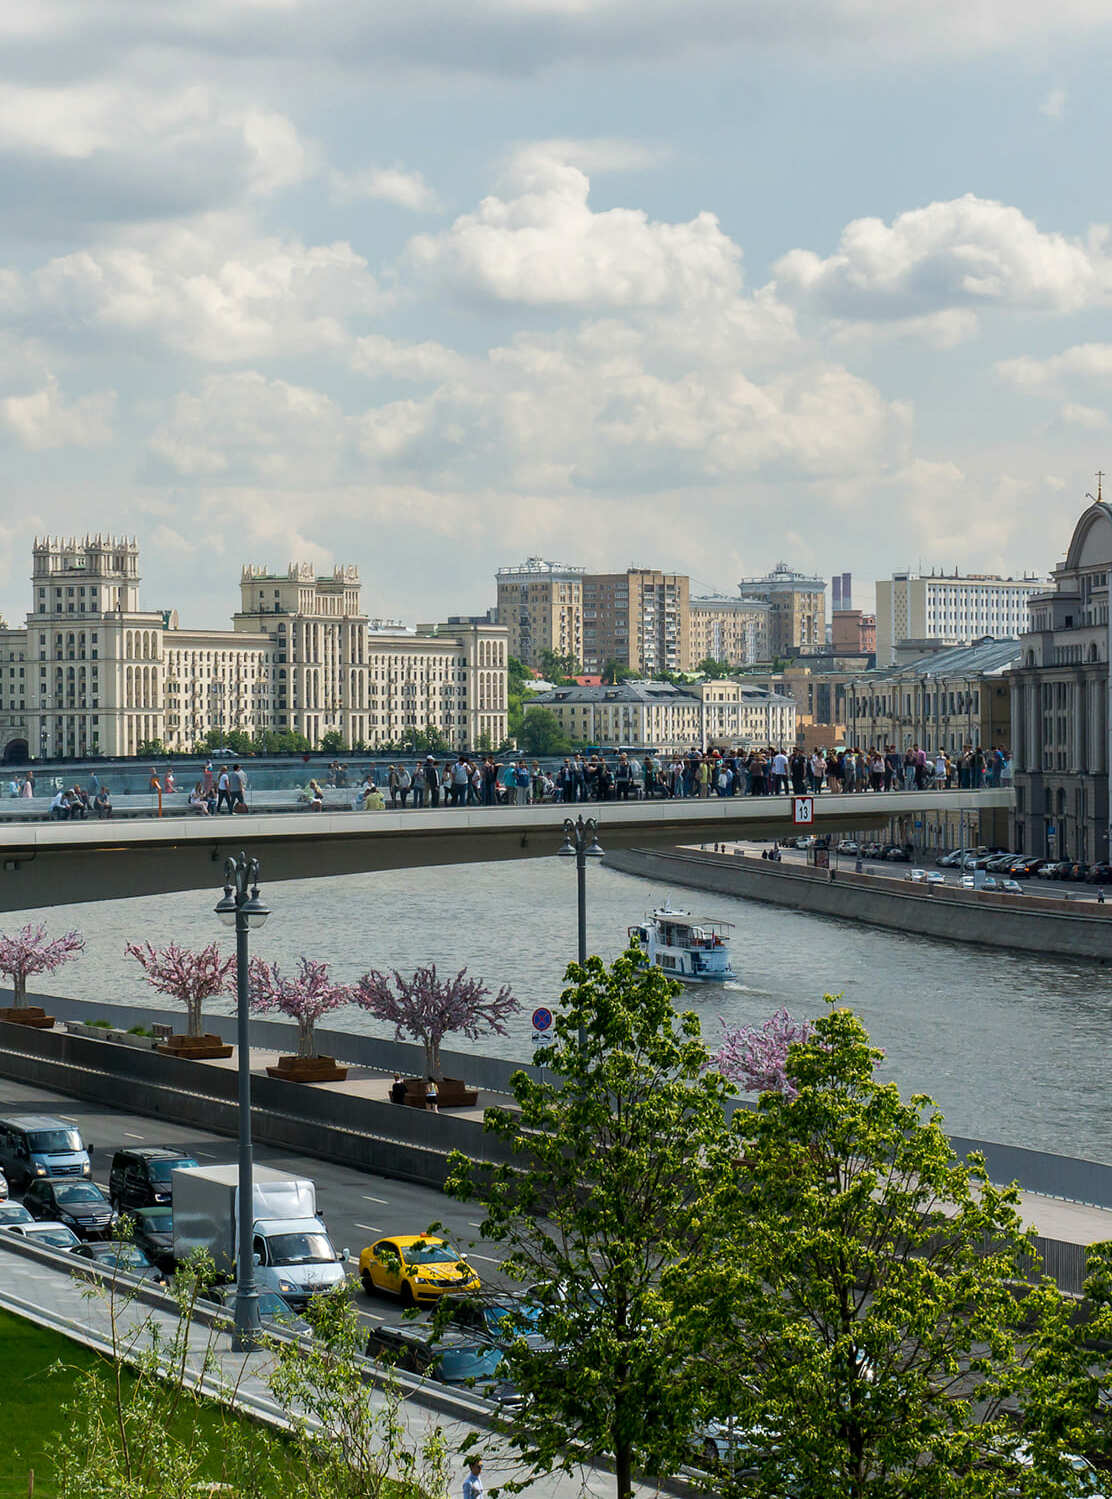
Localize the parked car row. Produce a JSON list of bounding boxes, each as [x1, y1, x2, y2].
[[838, 841, 912, 861]]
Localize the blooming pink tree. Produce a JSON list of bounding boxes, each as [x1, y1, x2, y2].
[[0, 923, 85, 1009], [710, 1008, 814, 1099], [352, 964, 518, 1080], [247, 956, 351, 1059], [125, 941, 236, 1039]]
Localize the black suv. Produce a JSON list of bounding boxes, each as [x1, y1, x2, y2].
[[109, 1147, 198, 1212]]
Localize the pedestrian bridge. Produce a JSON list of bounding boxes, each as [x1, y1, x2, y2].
[[0, 789, 1014, 912]]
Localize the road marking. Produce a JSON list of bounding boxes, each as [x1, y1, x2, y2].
[[467, 1222, 484, 1230], [123, 1131, 144, 1139], [354, 1222, 380, 1233], [361, 1194, 388, 1204], [191, 1150, 219, 1159], [467, 1253, 502, 1265]]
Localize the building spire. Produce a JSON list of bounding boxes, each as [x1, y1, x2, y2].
[[1098, 469, 1104, 503]]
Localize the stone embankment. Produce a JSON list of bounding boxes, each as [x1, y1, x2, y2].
[[603, 846, 1112, 962]]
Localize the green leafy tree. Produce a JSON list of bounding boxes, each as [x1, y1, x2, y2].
[[695, 657, 732, 679], [320, 729, 347, 753], [519, 707, 571, 755], [539, 648, 581, 683], [411, 722, 450, 754], [601, 658, 638, 685], [251, 728, 311, 754], [678, 1004, 1088, 1499], [135, 737, 165, 757], [446, 949, 731, 1499]]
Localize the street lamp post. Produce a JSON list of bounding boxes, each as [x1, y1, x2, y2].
[[214, 851, 270, 1352], [557, 815, 604, 1047]]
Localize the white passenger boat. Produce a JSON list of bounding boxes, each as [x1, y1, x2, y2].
[[628, 903, 736, 983]]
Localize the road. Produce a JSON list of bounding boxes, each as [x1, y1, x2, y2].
[[724, 839, 1111, 901], [0, 1073, 511, 1330]]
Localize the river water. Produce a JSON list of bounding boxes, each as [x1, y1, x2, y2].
[[13, 860, 1111, 1163]]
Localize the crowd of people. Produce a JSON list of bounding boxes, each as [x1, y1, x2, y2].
[[344, 743, 1012, 809]]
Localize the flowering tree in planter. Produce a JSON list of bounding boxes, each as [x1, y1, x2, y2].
[[0, 923, 85, 1011], [710, 1007, 813, 1099], [125, 941, 236, 1040], [248, 956, 351, 1062], [352, 964, 517, 1081]]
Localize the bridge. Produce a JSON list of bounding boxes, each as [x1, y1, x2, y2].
[[0, 789, 1013, 912]]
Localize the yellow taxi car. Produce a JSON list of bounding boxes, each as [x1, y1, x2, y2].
[[359, 1234, 481, 1305]]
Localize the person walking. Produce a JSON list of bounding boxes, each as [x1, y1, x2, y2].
[[463, 1457, 483, 1499], [215, 767, 232, 814], [426, 1076, 439, 1113], [450, 755, 470, 807], [425, 756, 440, 808]]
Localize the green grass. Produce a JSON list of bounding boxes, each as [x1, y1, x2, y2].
[[0, 1308, 295, 1498]]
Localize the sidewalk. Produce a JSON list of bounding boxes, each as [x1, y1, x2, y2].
[[0, 1237, 680, 1499]]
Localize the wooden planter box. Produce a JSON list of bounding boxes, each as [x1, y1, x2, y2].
[[155, 1033, 234, 1060], [266, 1054, 348, 1083], [0, 1005, 54, 1029], [403, 1076, 478, 1109]]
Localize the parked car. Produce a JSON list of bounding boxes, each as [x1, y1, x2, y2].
[[71, 1240, 165, 1283], [1012, 857, 1044, 877], [984, 854, 1016, 872], [5, 1220, 82, 1250], [199, 1285, 311, 1337], [1085, 863, 1112, 884], [22, 1177, 115, 1241], [109, 1147, 199, 1212], [884, 847, 911, 862], [936, 850, 964, 868], [365, 1319, 521, 1408], [0, 1166, 7, 1201], [124, 1206, 176, 1273], [837, 841, 859, 855], [0, 1114, 92, 1190], [0, 1201, 33, 1227]]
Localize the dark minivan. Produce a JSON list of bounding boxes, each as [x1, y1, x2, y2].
[[0, 1115, 92, 1191], [109, 1147, 199, 1212]]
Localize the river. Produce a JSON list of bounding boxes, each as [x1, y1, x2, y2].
[[11, 859, 1110, 1163]]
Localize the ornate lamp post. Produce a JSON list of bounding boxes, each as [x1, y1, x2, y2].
[[214, 851, 270, 1351], [557, 815, 603, 1047]]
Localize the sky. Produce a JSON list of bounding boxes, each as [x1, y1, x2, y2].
[[0, 0, 1110, 630]]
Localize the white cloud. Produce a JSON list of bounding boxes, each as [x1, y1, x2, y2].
[[352, 333, 469, 381], [149, 371, 349, 481], [829, 308, 981, 349], [774, 194, 1112, 320], [26, 215, 381, 361], [0, 376, 115, 450], [1039, 88, 1067, 121], [330, 165, 441, 212], [1060, 402, 1108, 429], [997, 343, 1112, 388], [504, 137, 669, 177], [409, 146, 741, 308]]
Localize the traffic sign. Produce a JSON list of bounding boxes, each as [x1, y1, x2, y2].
[[531, 1006, 553, 1033], [792, 796, 814, 826]]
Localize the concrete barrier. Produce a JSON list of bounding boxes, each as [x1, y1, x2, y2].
[[604, 846, 1112, 962]]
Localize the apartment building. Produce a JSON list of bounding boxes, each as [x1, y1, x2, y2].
[[687, 596, 770, 668], [0, 539, 508, 760], [495, 558, 583, 669], [524, 678, 796, 752], [736, 563, 826, 656], [581, 569, 690, 675], [875, 570, 1044, 666]]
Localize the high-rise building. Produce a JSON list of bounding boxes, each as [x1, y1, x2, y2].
[[0, 539, 508, 759], [687, 597, 770, 668], [875, 570, 1044, 666], [831, 572, 852, 612], [736, 563, 826, 656], [581, 569, 690, 675], [494, 559, 584, 670]]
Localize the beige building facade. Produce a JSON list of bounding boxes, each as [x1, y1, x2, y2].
[[581, 569, 690, 675], [0, 539, 508, 761], [524, 679, 796, 753], [495, 558, 583, 669], [687, 597, 770, 668], [737, 563, 826, 656]]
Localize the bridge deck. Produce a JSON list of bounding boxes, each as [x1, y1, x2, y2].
[[0, 789, 1013, 911]]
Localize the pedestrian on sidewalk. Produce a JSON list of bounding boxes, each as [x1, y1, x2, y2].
[[426, 1076, 439, 1112], [463, 1458, 484, 1499]]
